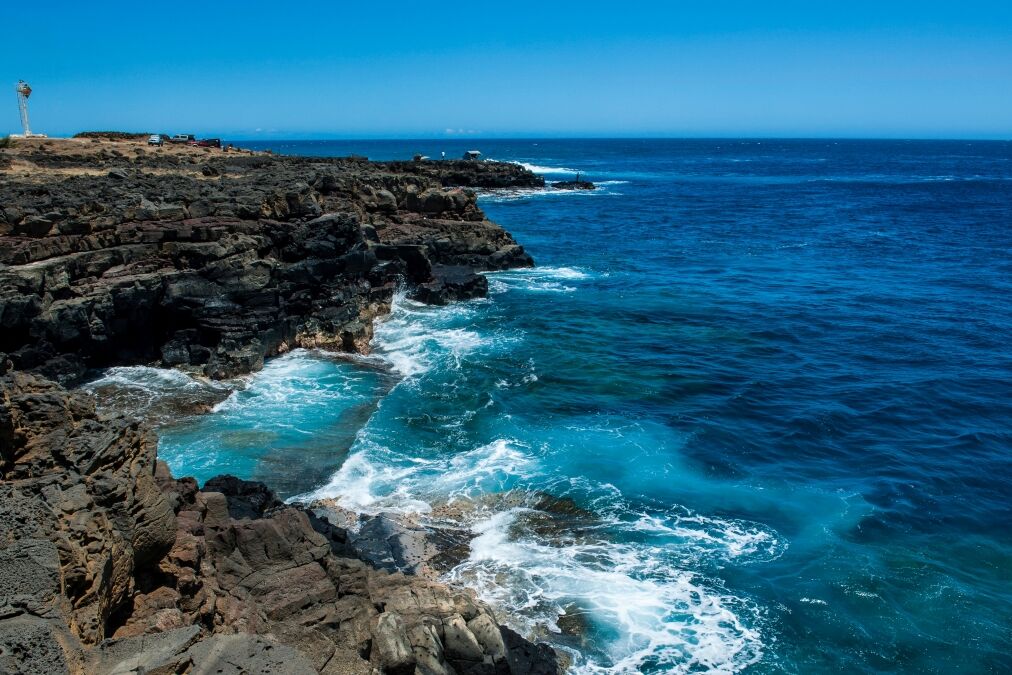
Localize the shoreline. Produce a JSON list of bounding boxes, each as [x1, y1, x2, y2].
[[0, 136, 541, 384], [0, 137, 563, 673]]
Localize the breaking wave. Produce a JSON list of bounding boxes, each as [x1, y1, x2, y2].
[[510, 161, 580, 175], [447, 509, 768, 674], [82, 365, 231, 424], [298, 284, 777, 673], [487, 266, 594, 294]]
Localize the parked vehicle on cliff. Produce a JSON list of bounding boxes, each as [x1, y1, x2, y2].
[[192, 138, 222, 148], [147, 134, 163, 146], [168, 134, 195, 143]]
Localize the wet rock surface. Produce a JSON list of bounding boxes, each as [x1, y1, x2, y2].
[[0, 138, 535, 386], [0, 140, 559, 673], [326, 508, 475, 579]]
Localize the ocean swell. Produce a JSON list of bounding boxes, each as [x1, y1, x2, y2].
[[296, 287, 776, 673]]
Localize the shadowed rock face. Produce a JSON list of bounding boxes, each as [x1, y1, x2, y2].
[[0, 141, 559, 673], [0, 140, 536, 385]]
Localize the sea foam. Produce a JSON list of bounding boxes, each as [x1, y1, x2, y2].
[[370, 292, 494, 378], [487, 266, 593, 294], [293, 273, 773, 673], [446, 506, 767, 674], [83, 365, 231, 422], [303, 438, 537, 512], [510, 161, 580, 175]]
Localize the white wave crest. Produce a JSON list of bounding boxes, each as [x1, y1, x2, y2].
[[82, 365, 229, 419], [477, 184, 624, 202], [617, 510, 786, 564], [486, 266, 592, 294], [510, 161, 580, 175], [303, 438, 537, 513], [210, 348, 374, 414], [84, 364, 207, 392], [370, 292, 488, 378]]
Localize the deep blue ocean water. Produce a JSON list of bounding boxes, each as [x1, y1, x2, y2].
[[91, 139, 1012, 673]]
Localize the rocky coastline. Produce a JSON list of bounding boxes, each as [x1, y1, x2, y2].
[[550, 180, 595, 191], [0, 138, 560, 674]]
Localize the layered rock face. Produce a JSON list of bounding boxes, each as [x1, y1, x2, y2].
[[0, 374, 558, 674], [0, 139, 540, 384], [0, 140, 558, 673], [0, 373, 176, 663]]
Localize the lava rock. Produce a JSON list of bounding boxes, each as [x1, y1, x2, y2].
[[551, 180, 595, 190], [203, 474, 284, 520], [411, 265, 489, 305], [1, 140, 537, 383]]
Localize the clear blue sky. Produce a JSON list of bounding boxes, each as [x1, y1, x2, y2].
[[5, 1, 1012, 139]]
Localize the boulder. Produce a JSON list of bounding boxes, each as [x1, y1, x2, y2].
[[371, 612, 415, 674], [203, 474, 284, 519], [411, 265, 489, 305], [551, 180, 595, 190]]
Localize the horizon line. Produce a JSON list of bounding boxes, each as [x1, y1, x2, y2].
[[26, 133, 1011, 143], [223, 135, 1012, 143]]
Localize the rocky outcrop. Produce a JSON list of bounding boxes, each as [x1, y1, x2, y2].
[[383, 159, 545, 190], [0, 373, 560, 674], [411, 266, 489, 306], [0, 140, 559, 673], [551, 180, 595, 190], [0, 139, 535, 385], [1, 371, 177, 668]]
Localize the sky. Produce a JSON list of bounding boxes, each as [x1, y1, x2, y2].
[[4, 1, 1012, 139]]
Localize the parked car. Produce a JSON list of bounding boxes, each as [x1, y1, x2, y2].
[[168, 134, 195, 144], [195, 138, 222, 148], [147, 134, 163, 146]]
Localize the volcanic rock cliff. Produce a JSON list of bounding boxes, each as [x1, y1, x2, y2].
[[0, 138, 541, 383], [0, 138, 558, 674]]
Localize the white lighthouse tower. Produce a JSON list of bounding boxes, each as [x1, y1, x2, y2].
[[13, 80, 46, 138]]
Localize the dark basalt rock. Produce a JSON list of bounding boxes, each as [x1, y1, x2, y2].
[[502, 626, 561, 675], [551, 180, 596, 190], [410, 265, 489, 305], [348, 512, 473, 577], [203, 474, 284, 520], [0, 140, 537, 385]]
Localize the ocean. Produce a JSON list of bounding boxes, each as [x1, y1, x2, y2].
[[87, 139, 1012, 673]]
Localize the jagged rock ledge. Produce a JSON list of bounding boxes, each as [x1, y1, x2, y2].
[[0, 373, 560, 674], [0, 137, 543, 384], [551, 180, 595, 191], [0, 139, 560, 673]]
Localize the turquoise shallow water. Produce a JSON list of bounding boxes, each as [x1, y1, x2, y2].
[[103, 140, 1012, 673]]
